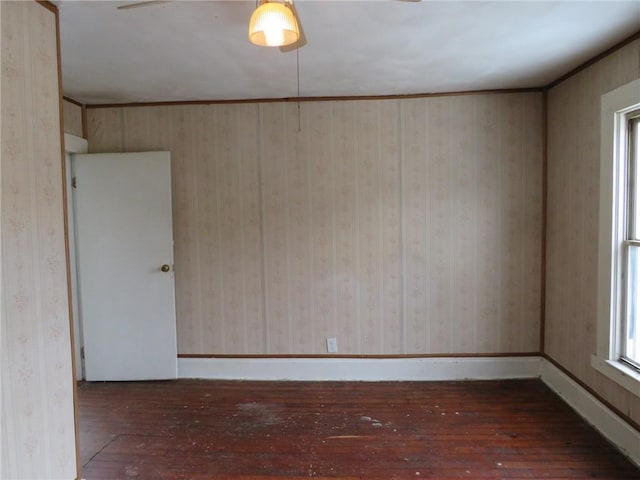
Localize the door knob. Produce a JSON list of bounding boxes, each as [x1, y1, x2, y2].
[[161, 264, 171, 272]]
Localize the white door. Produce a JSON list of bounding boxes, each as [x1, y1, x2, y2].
[[74, 151, 177, 381]]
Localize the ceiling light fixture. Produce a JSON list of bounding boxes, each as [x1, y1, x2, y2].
[[248, 0, 299, 47]]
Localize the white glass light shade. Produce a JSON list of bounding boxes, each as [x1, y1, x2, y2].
[[248, 1, 299, 47]]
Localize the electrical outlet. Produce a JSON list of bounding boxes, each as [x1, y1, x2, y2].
[[326, 337, 338, 353]]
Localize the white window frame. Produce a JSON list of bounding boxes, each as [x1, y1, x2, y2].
[[593, 78, 640, 396]]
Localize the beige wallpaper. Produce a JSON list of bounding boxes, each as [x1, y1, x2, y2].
[[545, 39, 640, 425], [87, 92, 543, 355], [1, 2, 77, 478], [62, 99, 83, 138]]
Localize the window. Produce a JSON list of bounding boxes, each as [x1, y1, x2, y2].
[[622, 113, 640, 369], [594, 79, 640, 396]]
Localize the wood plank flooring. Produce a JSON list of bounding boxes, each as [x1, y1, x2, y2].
[[78, 379, 639, 479]]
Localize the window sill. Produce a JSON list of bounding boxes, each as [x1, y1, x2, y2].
[[591, 354, 640, 396]]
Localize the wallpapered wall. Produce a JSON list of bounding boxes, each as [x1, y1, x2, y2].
[[62, 99, 83, 137], [87, 92, 543, 355], [545, 39, 640, 426], [1, 2, 77, 478]]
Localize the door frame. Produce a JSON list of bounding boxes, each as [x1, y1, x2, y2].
[[64, 133, 88, 380]]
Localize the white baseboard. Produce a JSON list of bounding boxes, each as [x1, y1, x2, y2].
[[178, 356, 541, 381], [539, 358, 640, 467]]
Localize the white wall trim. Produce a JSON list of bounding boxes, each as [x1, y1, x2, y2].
[[591, 354, 640, 396], [64, 133, 88, 381], [540, 358, 640, 467], [64, 133, 88, 154], [178, 356, 541, 382]]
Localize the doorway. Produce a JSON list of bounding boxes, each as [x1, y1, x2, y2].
[[64, 140, 178, 381]]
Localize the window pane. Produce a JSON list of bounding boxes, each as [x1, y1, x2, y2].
[[626, 244, 640, 366], [631, 117, 640, 240]]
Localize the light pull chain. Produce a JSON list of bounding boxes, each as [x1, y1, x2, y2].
[[297, 47, 301, 132]]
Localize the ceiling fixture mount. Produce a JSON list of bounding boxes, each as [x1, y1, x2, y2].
[[249, 0, 300, 48]]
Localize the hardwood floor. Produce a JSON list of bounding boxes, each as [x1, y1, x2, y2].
[[78, 379, 639, 479]]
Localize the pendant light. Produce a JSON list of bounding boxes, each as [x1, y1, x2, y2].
[[248, 0, 299, 47]]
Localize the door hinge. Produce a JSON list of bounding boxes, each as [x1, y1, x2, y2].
[[80, 346, 85, 359], [72, 176, 77, 189]]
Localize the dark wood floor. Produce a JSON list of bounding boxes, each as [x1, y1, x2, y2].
[[78, 379, 639, 479]]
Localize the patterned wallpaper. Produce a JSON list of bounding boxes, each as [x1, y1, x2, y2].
[[1, 2, 77, 478], [87, 92, 543, 355], [545, 39, 640, 425], [62, 99, 83, 138]]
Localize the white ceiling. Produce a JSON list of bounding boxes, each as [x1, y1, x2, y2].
[[58, 1, 640, 105]]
